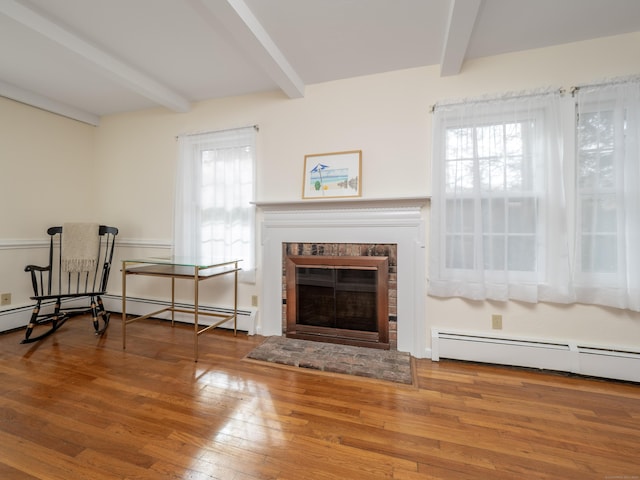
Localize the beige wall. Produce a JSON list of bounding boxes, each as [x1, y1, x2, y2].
[[0, 97, 96, 305], [2, 32, 640, 350], [0, 97, 96, 236]]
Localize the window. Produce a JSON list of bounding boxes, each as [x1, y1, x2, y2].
[[443, 121, 538, 274], [574, 82, 640, 310], [430, 80, 640, 311], [576, 104, 619, 276], [429, 92, 573, 304], [174, 127, 256, 282]]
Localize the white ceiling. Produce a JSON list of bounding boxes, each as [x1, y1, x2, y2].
[[1, 0, 640, 125]]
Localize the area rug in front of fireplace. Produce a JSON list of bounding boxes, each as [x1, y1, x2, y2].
[[245, 336, 413, 385]]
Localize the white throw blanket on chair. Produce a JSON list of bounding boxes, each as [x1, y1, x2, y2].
[[61, 223, 99, 272]]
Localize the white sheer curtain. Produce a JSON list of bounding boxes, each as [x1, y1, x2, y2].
[[174, 127, 256, 282], [429, 92, 573, 303], [574, 80, 640, 310]]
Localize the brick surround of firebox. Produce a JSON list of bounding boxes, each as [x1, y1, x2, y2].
[[282, 242, 398, 349]]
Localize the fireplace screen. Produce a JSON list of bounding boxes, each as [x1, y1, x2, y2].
[[296, 267, 378, 331], [286, 255, 389, 348]]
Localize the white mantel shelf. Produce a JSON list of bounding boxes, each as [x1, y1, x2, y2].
[[253, 195, 430, 210]]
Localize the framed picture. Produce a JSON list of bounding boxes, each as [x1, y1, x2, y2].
[[302, 150, 362, 199]]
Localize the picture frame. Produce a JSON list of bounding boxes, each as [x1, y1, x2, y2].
[[302, 150, 362, 199]]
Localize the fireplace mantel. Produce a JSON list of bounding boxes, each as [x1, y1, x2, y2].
[[253, 195, 430, 211], [258, 197, 428, 358]]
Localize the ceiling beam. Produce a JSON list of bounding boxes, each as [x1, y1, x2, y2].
[[440, 0, 483, 76], [0, 79, 100, 126], [0, 0, 191, 114], [193, 0, 305, 98]]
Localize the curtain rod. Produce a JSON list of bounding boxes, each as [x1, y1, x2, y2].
[[429, 88, 564, 113], [431, 76, 640, 111], [176, 124, 258, 139], [569, 75, 640, 95]]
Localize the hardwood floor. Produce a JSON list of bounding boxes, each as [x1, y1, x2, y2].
[[0, 316, 638, 479]]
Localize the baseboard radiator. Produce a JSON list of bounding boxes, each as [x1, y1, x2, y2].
[[431, 328, 640, 383], [1, 296, 257, 336], [103, 295, 257, 335], [0, 304, 33, 332]]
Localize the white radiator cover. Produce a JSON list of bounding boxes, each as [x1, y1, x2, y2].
[[103, 295, 257, 334], [0, 304, 31, 332], [0, 296, 257, 335], [431, 328, 640, 383]]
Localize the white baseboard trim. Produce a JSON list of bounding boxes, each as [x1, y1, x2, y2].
[[0, 297, 105, 333], [1, 296, 258, 336], [431, 328, 640, 383], [103, 295, 257, 335], [0, 304, 32, 332]]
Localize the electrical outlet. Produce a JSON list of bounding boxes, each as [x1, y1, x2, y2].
[[1, 293, 11, 306], [491, 314, 502, 329], [251, 295, 258, 307]]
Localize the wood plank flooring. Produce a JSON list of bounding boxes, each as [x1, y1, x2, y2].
[[0, 316, 639, 479]]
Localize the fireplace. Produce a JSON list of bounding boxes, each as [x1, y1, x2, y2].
[[258, 198, 428, 357], [285, 254, 390, 349]]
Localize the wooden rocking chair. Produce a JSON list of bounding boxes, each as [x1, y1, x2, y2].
[[22, 224, 118, 343]]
